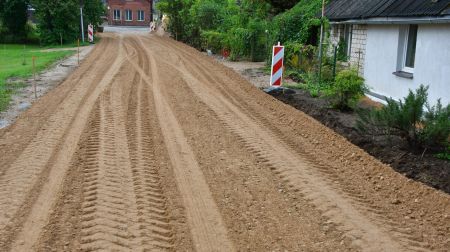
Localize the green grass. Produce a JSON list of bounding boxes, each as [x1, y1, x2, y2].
[[284, 83, 305, 90], [435, 146, 450, 161], [0, 44, 75, 111]]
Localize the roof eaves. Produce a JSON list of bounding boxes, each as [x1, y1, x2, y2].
[[329, 14, 450, 24]]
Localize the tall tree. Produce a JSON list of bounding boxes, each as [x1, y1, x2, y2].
[[0, 0, 29, 39], [31, 0, 104, 45], [32, 0, 79, 44], [83, 0, 105, 29], [265, 0, 298, 13]]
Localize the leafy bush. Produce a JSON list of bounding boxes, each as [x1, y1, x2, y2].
[[228, 27, 250, 60], [327, 69, 366, 111], [357, 85, 450, 150], [337, 39, 349, 62], [435, 145, 450, 160], [33, 0, 105, 45], [421, 99, 450, 149], [25, 22, 40, 44], [193, 1, 225, 31], [247, 18, 268, 62], [157, 0, 322, 61], [293, 72, 332, 98], [0, 0, 28, 40], [272, 0, 322, 45], [201, 30, 227, 53], [284, 42, 317, 72], [285, 69, 303, 82]]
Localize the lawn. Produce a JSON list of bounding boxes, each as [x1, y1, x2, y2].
[[0, 44, 75, 111]]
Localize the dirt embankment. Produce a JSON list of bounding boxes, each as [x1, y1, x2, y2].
[[270, 90, 450, 194], [0, 33, 448, 251]]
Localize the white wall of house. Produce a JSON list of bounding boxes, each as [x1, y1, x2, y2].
[[364, 24, 450, 105]]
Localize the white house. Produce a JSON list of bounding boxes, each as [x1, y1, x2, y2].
[[325, 0, 450, 105]]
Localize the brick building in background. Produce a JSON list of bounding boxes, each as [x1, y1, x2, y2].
[[106, 0, 152, 26]]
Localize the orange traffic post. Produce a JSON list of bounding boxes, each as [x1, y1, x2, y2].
[[77, 39, 80, 65], [32, 56, 37, 99]]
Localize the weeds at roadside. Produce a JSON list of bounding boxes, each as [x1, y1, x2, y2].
[[0, 81, 26, 111], [435, 145, 450, 160]]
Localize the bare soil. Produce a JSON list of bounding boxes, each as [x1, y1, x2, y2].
[[270, 89, 450, 194], [0, 33, 449, 251], [218, 58, 450, 195]]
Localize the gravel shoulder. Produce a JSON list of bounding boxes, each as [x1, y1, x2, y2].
[[0, 45, 94, 129]]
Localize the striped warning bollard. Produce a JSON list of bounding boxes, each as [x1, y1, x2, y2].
[[88, 24, 94, 43], [270, 42, 285, 87]]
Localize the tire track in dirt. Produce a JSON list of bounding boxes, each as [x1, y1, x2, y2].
[[34, 37, 178, 251], [159, 39, 441, 251], [137, 36, 424, 252], [76, 39, 155, 250], [0, 36, 117, 249], [0, 36, 113, 173], [78, 89, 143, 251], [157, 44, 430, 250], [125, 73, 175, 250], [5, 36, 128, 251], [130, 37, 235, 252]]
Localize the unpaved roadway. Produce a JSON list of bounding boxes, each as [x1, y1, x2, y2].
[[0, 33, 449, 251]]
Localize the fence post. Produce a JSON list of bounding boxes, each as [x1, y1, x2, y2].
[[77, 39, 80, 65], [357, 50, 362, 77], [32, 56, 37, 99], [22, 45, 26, 65], [333, 45, 337, 78]]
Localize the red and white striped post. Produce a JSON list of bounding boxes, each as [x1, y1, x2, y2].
[[270, 42, 285, 87], [88, 24, 94, 43]]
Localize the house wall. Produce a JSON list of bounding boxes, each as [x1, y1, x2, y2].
[[364, 24, 450, 105], [107, 0, 151, 26], [329, 24, 368, 76], [349, 25, 367, 76]]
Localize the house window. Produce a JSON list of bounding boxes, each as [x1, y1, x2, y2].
[[403, 25, 418, 71], [343, 24, 353, 58], [125, 9, 132, 21], [113, 9, 121, 20], [337, 24, 352, 61], [137, 10, 145, 21]]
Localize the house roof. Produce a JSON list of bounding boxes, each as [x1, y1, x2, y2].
[[325, 0, 450, 21]]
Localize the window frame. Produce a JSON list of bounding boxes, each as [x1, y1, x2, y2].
[[337, 24, 353, 62], [137, 10, 145, 21], [125, 9, 133, 21], [344, 24, 353, 58], [401, 24, 418, 73], [113, 9, 121, 21]]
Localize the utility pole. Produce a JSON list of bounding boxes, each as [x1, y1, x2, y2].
[[317, 0, 326, 83], [80, 0, 85, 43]]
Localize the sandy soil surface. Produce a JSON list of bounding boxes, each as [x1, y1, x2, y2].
[[104, 25, 151, 34], [0, 45, 93, 129], [218, 59, 296, 89], [218, 60, 270, 88], [0, 33, 449, 251]]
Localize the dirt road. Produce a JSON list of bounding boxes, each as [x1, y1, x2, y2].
[[0, 33, 449, 251]]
